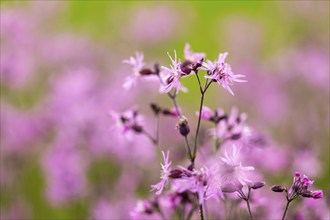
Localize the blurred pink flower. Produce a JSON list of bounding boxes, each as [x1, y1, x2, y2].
[[220, 145, 255, 186]]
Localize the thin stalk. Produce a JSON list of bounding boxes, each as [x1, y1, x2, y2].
[[199, 203, 205, 220], [246, 200, 253, 220], [187, 206, 196, 220], [192, 79, 212, 165], [282, 200, 291, 220], [142, 130, 157, 145], [184, 136, 193, 162]]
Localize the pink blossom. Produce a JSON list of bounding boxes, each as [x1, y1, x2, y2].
[[202, 52, 246, 95], [196, 106, 213, 120], [220, 145, 255, 186], [123, 52, 145, 90], [160, 51, 187, 94], [184, 43, 205, 64], [151, 151, 172, 195]]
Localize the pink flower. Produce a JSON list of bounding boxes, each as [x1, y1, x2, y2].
[[196, 106, 213, 121], [311, 190, 323, 199], [109, 109, 143, 135], [220, 145, 254, 186], [151, 151, 172, 195], [202, 52, 246, 95], [173, 166, 217, 204], [184, 43, 205, 64], [123, 52, 145, 90], [160, 51, 187, 94]]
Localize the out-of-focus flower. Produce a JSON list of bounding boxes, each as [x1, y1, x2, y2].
[[173, 166, 215, 204], [123, 52, 145, 90], [160, 51, 187, 94], [220, 145, 255, 187], [110, 108, 144, 135], [202, 52, 246, 95], [197, 106, 213, 121], [184, 43, 205, 65], [42, 143, 87, 205], [151, 151, 172, 195], [272, 172, 323, 200]]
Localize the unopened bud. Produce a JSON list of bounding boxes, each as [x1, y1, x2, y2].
[[300, 190, 313, 198], [150, 103, 161, 115], [311, 190, 323, 199], [250, 181, 266, 190], [193, 58, 204, 71], [169, 169, 183, 179], [139, 68, 154, 76], [132, 124, 143, 133], [176, 117, 190, 136], [180, 61, 193, 75], [271, 185, 286, 192]]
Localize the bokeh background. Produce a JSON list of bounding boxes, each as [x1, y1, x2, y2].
[[0, 1, 329, 219]]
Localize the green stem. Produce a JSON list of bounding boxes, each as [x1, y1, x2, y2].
[[192, 80, 212, 165], [184, 136, 193, 162], [282, 200, 291, 220], [199, 203, 204, 220], [246, 199, 253, 220]]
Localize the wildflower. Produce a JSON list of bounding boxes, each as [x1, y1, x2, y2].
[[272, 172, 323, 200], [184, 43, 205, 71], [174, 166, 215, 204], [211, 107, 247, 142], [202, 52, 246, 95], [160, 51, 187, 94], [123, 52, 153, 90], [151, 151, 172, 195], [220, 145, 254, 187], [109, 109, 144, 134], [196, 106, 213, 121]]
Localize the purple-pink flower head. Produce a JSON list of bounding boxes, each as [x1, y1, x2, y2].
[[285, 172, 323, 200], [184, 43, 205, 65], [202, 52, 246, 96], [151, 151, 172, 195], [174, 166, 214, 204], [196, 106, 213, 121], [110, 109, 143, 134], [160, 51, 187, 94], [123, 52, 145, 90], [220, 145, 254, 186]]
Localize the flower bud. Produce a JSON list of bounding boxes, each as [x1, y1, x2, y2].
[[150, 103, 161, 115], [250, 181, 266, 190], [311, 190, 323, 199], [271, 185, 286, 192], [132, 124, 143, 133], [300, 190, 313, 198], [180, 60, 193, 75], [139, 68, 154, 76], [169, 169, 183, 179], [176, 116, 190, 136]]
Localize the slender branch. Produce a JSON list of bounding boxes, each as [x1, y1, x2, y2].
[[282, 199, 291, 220], [199, 203, 205, 220], [192, 79, 212, 165], [246, 199, 253, 220], [184, 136, 193, 162], [142, 130, 157, 145], [194, 72, 203, 93], [187, 205, 197, 220], [169, 92, 182, 117]]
